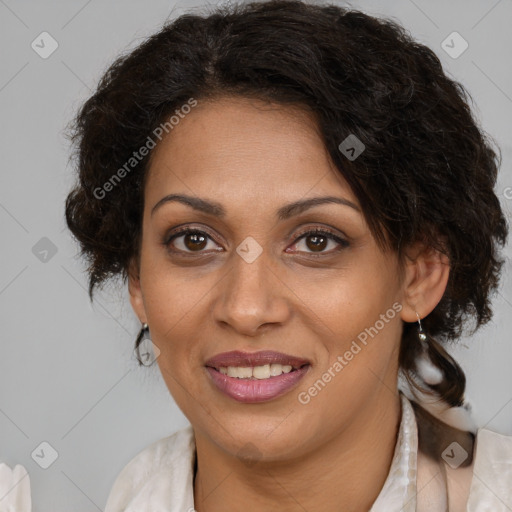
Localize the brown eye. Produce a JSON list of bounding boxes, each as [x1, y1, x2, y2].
[[165, 229, 217, 253], [183, 232, 208, 251], [291, 229, 349, 255], [304, 233, 328, 252]]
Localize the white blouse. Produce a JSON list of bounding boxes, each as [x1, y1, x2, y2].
[[1, 394, 511, 511]]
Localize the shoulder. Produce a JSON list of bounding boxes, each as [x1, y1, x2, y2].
[[409, 397, 512, 510], [466, 427, 512, 510], [104, 425, 196, 512]]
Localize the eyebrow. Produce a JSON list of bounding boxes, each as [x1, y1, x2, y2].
[[150, 193, 360, 220]]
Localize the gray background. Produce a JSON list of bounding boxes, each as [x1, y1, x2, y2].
[[1, 0, 511, 510]]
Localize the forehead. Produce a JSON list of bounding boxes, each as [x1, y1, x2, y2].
[[145, 96, 357, 207]]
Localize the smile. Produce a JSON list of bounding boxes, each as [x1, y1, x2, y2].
[[204, 350, 311, 403], [218, 363, 296, 379]]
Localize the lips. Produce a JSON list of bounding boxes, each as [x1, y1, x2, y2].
[[204, 350, 310, 370], [204, 350, 311, 403]]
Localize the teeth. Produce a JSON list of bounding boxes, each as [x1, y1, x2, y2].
[[271, 363, 291, 376], [220, 363, 294, 379], [253, 364, 271, 379], [227, 366, 252, 378]]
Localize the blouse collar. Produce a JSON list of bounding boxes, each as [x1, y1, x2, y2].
[[105, 393, 421, 511], [369, 392, 418, 511]]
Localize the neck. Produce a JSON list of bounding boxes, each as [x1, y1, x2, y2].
[[193, 391, 401, 512]]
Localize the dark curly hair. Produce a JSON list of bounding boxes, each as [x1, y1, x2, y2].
[[64, 0, 508, 408]]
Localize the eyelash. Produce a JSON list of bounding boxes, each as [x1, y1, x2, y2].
[[162, 226, 350, 256]]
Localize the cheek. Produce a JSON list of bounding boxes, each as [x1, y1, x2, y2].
[[140, 250, 213, 335], [297, 316, 402, 428], [140, 275, 207, 393], [292, 262, 400, 344], [294, 262, 403, 401]]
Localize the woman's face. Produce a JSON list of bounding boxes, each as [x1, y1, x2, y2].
[[130, 96, 414, 461]]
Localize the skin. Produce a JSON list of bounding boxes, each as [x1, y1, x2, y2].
[[128, 96, 450, 512]]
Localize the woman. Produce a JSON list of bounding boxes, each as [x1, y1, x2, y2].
[[2, 0, 510, 510], [65, 0, 512, 510]]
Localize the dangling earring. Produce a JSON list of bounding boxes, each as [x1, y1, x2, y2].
[[135, 323, 149, 346], [415, 312, 443, 386], [134, 322, 158, 366]]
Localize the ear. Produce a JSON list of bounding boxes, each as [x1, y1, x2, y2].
[[399, 241, 450, 322], [127, 257, 147, 324]]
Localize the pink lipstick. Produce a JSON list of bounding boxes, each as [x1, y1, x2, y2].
[[204, 350, 311, 403]]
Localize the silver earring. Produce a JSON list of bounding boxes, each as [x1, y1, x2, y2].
[[415, 312, 443, 386], [134, 323, 155, 366], [135, 323, 149, 345], [416, 313, 427, 342]]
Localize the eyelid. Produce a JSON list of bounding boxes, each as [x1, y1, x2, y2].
[[163, 223, 349, 255], [162, 225, 221, 254], [163, 223, 225, 247], [289, 227, 350, 254], [293, 225, 349, 244]]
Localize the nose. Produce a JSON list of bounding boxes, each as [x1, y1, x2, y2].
[[212, 245, 292, 338]]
